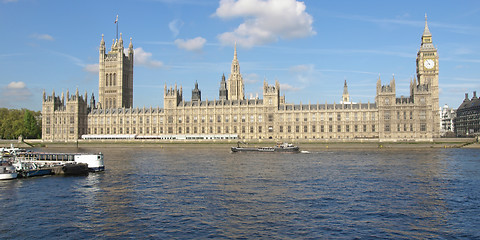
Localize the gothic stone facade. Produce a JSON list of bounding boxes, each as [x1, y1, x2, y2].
[[42, 18, 440, 142]]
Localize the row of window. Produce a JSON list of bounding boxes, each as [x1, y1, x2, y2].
[[45, 116, 78, 125], [384, 123, 427, 132], [87, 124, 380, 136], [105, 73, 116, 86], [383, 111, 423, 120], [87, 112, 378, 125], [47, 122, 428, 137], [45, 127, 75, 135], [104, 98, 117, 109]]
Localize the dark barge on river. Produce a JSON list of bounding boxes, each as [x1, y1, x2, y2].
[[231, 142, 300, 153]]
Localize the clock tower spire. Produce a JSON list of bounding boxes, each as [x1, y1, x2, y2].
[[421, 14, 433, 50], [416, 14, 438, 86], [415, 14, 440, 138]]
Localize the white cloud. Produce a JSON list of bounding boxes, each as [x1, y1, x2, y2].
[[289, 64, 315, 84], [215, 0, 315, 47], [174, 37, 207, 52], [280, 83, 301, 92], [1, 81, 32, 104], [84, 64, 99, 73], [7, 81, 26, 89], [134, 47, 164, 68], [30, 33, 54, 41], [169, 19, 184, 37]]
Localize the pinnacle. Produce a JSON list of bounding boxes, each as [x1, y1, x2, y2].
[[423, 13, 432, 37]]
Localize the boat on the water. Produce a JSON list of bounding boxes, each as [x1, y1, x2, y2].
[[52, 163, 89, 176], [231, 142, 300, 153], [0, 159, 18, 180], [12, 161, 53, 178], [0, 144, 104, 178], [14, 152, 105, 172]]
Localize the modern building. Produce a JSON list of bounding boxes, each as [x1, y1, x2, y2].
[[454, 91, 480, 137], [440, 104, 456, 137], [42, 17, 440, 142]]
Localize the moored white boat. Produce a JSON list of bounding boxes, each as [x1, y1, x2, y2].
[[0, 161, 17, 180], [15, 152, 105, 172]]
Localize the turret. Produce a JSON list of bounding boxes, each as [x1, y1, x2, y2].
[[263, 79, 280, 108], [128, 37, 134, 60], [100, 34, 105, 55], [164, 83, 183, 109], [376, 75, 381, 93], [219, 73, 228, 100], [390, 74, 396, 92], [342, 79, 350, 103], [90, 93, 96, 109], [119, 33, 124, 50], [192, 81, 201, 102]]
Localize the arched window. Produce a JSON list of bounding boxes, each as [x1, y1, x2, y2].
[[113, 98, 116, 108], [113, 73, 116, 86], [106, 74, 109, 86]]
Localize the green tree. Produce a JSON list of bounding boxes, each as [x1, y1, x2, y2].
[[0, 108, 41, 139], [23, 110, 41, 139]]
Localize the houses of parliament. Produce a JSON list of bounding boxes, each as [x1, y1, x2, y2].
[[41, 17, 440, 142]]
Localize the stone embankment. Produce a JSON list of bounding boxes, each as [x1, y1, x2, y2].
[[3, 138, 477, 150]]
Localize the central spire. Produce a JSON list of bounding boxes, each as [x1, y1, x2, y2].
[[227, 42, 245, 100], [234, 41, 237, 60]]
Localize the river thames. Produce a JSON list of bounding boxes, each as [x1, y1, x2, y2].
[[1, 145, 479, 239]]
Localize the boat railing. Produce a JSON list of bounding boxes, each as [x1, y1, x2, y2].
[[15, 152, 101, 161]]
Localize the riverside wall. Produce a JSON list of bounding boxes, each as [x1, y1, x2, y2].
[[3, 138, 478, 150]]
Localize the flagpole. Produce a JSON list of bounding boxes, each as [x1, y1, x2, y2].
[[115, 15, 119, 40]]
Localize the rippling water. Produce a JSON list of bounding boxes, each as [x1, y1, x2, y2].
[[1, 146, 479, 239]]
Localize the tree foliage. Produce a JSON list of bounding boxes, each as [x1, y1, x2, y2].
[[0, 108, 42, 139]]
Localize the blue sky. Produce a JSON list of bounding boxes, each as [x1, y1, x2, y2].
[[1, 0, 479, 111]]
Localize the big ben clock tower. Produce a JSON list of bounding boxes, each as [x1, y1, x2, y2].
[[416, 14, 440, 138]]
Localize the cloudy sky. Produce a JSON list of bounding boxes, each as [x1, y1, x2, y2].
[[1, 0, 479, 110]]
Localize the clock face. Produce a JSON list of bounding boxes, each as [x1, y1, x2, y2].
[[424, 59, 435, 69]]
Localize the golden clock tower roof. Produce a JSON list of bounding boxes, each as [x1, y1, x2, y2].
[[423, 14, 432, 37]]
